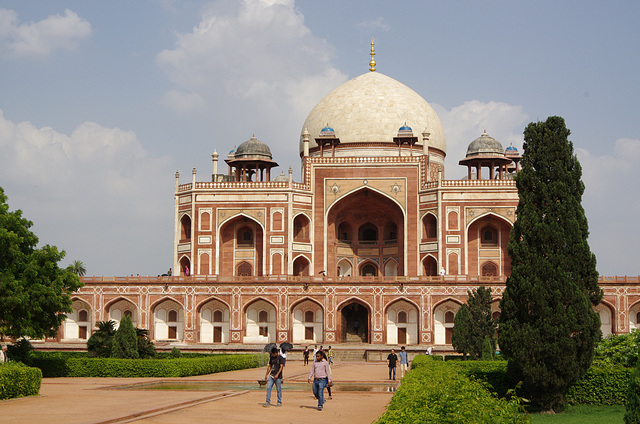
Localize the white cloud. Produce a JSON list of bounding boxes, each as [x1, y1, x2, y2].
[[156, 0, 347, 168], [433, 100, 529, 178], [577, 138, 640, 276], [356, 17, 391, 32], [0, 8, 92, 58], [0, 110, 175, 276]]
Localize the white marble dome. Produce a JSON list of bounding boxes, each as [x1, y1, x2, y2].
[[300, 72, 446, 155]]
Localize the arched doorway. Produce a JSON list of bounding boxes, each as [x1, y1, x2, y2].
[[327, 188, 405, 278], [339, 300, 370, 343]]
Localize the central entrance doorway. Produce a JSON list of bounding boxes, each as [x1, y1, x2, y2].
[[340, 300, 370, 343]]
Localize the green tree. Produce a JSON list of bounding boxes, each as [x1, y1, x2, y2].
[[87, 320, 116, 358], [71, 260, 87, 277], [452, 287, 496, 359], [136, 328, 156, 358], [0, 187, 83, 340], [111, 315, 139, 359], [451, 304, 472, 358], [498, 116, 602, 412]]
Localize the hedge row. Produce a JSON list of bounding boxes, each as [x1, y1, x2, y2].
[[565, 366, 632, 405], [30, 353, 267, 378], [0, 363, 42, 400], [377, 356, 528, 423], [412, 356, 632, 406]]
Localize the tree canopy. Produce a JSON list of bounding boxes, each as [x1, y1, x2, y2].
[[452, 286, 496, 359], [498, 117, 602, 412], [0, 187, 83, 340]]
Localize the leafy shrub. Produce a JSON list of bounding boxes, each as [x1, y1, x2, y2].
[[565, 365, 631, 405], [412, 356, 633, 407], [30, 353, 266, 378], [594, 330, 640, 368], [170, 347, 182, 358], [6, 338, 34, 363], [87, 320, 116, 358], [380, 356, 527, 423], [0, 363, 42, 400], [111, 315, 139, 359], [625, 361, 640, 423]]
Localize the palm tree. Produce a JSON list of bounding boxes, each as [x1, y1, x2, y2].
[[72, 260, 87, 277], [87, 320, 116, 357]]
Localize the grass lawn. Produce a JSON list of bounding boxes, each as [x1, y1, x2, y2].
[[529, 404, 625, 423]]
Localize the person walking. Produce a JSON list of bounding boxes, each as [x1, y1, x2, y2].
[[308, 350, 332, 411], [262, 347, 284, 407], [327, 346, 335, 365], [398, 346, 408, 378], [303, 346, 310, 365], [0, 345, 8, 363], [387, 349, 398, 380]]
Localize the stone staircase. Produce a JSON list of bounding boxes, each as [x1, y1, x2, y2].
[[333, 348, 367, 362]]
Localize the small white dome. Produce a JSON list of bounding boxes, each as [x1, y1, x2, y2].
[[300, 72, 446, 156]]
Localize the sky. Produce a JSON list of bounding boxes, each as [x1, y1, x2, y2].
[[0, 0, 638, 277]]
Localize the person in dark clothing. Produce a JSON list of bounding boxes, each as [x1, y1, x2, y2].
[[262, 347, 285, 407], [303, 346, 310, 365], [387, 349, 398, 380]]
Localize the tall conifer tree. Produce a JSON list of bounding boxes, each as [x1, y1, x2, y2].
[[498, 116, 602, 412]]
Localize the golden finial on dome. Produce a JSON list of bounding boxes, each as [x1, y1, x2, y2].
[[369, 37, 376, 72]]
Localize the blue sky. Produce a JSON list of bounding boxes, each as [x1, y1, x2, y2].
[[0, 0, 638, 277]]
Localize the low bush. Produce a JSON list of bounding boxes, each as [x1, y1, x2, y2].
[[30, 353, 266, 378], [565, 366, 631, 405], [412, 356, 632, 407], [380, 356, 528, 423], [0, 363, 42, 400]]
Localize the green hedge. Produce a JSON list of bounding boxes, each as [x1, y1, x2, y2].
[[0, 363, 42, 400], [565, 366, 631, 405], [378, 356, 528, 423], [30, 353, 266, 378], [411, 356, 633, 406]]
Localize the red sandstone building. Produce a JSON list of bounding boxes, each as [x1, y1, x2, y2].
[[62, 45, 639, 349]]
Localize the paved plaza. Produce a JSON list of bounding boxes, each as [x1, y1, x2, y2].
[[0, 361, 395, 424]]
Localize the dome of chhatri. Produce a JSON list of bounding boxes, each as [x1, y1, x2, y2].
[[300, 72, 446, 155], [235, 136, 272, 160], [505, 143, 519, 156], [465, 131, 505, 157]]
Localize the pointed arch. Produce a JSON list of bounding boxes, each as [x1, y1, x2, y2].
[[243, 297, 277, 343], [151, 296, 184, 341], [292, 254, 311, 276], [337, 297, 372, 343], [291, 297, 324, 343], [433, 299, 463, 345], [218, 213, 265, 277], [422, 212, 437, 241], [422, 254, 438, 276], [595, 301, 615, 337], [293, 212, 311, 243], [384, 258, 399, 277], [178, 254, 191, 276], [63, 298, 92, 341], [180, 213, 192, 241], [359, 260, 379, 277], [105, 297, 138, 329], [337, 258, 353, 277], [385, 297, 419, 345], [198, 297, 231, 343]]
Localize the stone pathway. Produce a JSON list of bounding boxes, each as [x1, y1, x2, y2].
[[0, 361, 397, 424]]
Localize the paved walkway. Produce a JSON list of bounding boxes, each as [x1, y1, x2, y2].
[[0, 361, 398, 424]]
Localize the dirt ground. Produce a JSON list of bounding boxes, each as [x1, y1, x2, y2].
[[0, 361, 397, 424]]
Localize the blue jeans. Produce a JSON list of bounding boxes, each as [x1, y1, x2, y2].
[[266, 375, 282, 404], [312, 377, 328, 407], [389, 366, 396, 380]]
